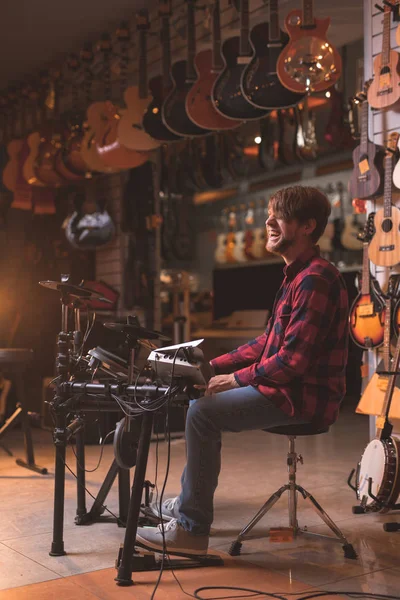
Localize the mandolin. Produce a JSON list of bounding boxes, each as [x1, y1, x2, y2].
[[162, 0, 210, 137], [142, 0, 181, 142], [368, 133, 400, 267], [348, 89, 384, 200], [368, 2, 400, 110], [349, 213, 385, 350], [355, 294, 400, 512], [116, 13, 160, 152], [186, 0, 239, 130], [95, 31, 150, 169], [241, 0, 305, 110], [276, 0, 341, 94], [212, 0, 269, 121]]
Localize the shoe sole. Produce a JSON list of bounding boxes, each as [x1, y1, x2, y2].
[[135, 534, 207, 557]]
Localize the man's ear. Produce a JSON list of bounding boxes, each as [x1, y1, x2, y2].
[[304, 218, 317, 236]]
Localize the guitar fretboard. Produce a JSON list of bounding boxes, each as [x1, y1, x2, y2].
[[302, 0, 315, 28], [161, 16, 172, 88], [186, 0, 197, 82], [239, 0, 251, 56], [383, 153, 393, 218], [382, 9, 391, 67], [138, 30, 148, 100], [212, 0, 224, 72], [268, 0, 280, 42], [359, 100, 369, 156], [360, 242, 371, 296]]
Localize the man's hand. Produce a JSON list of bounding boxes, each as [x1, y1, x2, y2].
[[204, 373, 240, 396]]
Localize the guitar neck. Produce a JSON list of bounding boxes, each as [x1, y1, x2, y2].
[[383, 297, 392, 372], [382, 8, 392, 66], [239, 0, 251, 56], [383, 152, 393, 218], [360, 242, 371, 295], [302, 0, 315, 28], [187, 0, 197, 82], [359, 101, 369, 155], [138, 29, 148, 99], [377, 323, 400, 439], [212, 0, 224, 72], [161, 16, 172, 88], [268, 0, 281, 42]]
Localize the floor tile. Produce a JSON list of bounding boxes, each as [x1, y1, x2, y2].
[[318, 567, 400, 594], [0, 578, 99, 600], [0, 543, 59, 591]]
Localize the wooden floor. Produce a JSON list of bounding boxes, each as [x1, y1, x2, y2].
[[1, 402, 400, 599]]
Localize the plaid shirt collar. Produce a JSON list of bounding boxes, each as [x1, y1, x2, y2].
[[283, 245, 320, 280]]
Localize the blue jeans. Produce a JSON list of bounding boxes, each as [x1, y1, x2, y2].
[[177, 386, 309, 535]]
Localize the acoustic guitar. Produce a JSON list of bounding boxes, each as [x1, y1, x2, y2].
[[295, 97, 317, 161], [95, 31, 150, 169], [142, 0, 181, 142], [212, 0, 269, 121], [116, 12, 160, 152], [348, 89, 384, 200], [186, 0, 239, 130], [368, 133, 400, 267], [22, 83, 48, 187], [368, 2, 400, 110], [276, 0, 341, 94], [162, 0, 210, 137], [349, 213, 385, 350], [241, 0, 305, 110]]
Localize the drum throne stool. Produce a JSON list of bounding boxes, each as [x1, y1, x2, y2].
[[229, 424, 358, 559]]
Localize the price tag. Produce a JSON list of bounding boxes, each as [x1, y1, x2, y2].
[[379, 73, 391, 89], [359, 159, 370, 175], [358, 302, 374, 316], [237, 56, 251, 65]]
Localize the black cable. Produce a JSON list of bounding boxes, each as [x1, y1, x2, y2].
[[70, 428, 115, 473]]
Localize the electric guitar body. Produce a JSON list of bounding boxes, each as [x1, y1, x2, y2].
[[117, 87, 160, 151], [186, 49, 239, 130], [241, 20, 305, 109], [162, 60, 210, 137], [143, 75, 181, 141], [23, 132, 46, 186], [3, 139, 24, 192], [82, 102, 120, 173]]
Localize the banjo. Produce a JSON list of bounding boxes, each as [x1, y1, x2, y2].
[[356, 321, 400, 512]]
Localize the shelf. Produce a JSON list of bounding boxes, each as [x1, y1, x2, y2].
[[214, 259, 362, 272]]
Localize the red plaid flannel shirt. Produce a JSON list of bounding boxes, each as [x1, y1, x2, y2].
[[210, 247, 349, 427]]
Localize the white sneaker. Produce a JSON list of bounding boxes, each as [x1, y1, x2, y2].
[[135, 519, 209, 556], [149, 496, 180, 522]]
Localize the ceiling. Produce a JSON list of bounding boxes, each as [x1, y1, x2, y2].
[[1, 0, 364, 89]]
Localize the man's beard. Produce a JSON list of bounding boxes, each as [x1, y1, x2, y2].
[[266, 233, 294, 255]]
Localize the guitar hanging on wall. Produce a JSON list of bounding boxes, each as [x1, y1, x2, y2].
[[276, 0, 342, 94], [212, 0, 269, 121], [348, 87, 384, 200], [162, 0, 211, 137], [186, 0, 240, 130], [368, 1, 400, 110], [368, 132, 400, 267], [349, 213, 385, 350], [241, 0, 305, 110]]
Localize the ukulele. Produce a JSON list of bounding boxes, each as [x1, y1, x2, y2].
[[96, 31, 150, 169], [349, 89, 384, 200], [162, 0, 210, 137], [349, 213, 385, 350], [368, 2, 400, 110], [276, 0, 341, 94], [212, 0, 269, 121], [355, 306, 400, 512], [116, 13, 160, 152], [368, 133, 400, 267], [232, 204, 247, 263], [186, 0, 239, 130], [142, 0, 181, 142], [241, 0, 305, 110]]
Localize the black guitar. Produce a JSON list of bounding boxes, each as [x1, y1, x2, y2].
[[212, 0, 269, 121], [241, 0, 305, 109], [162, 0, 210, 137], [142, 0, 181, 142]]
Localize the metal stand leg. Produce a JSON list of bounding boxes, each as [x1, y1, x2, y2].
[[50, 413, 67, 556], [287, 437, 299, 531], [116, 411, 154, 586], [75, 427, 87, 521], [118, 467, 130, 527]]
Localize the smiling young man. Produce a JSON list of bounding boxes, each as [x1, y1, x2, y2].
[[136, 185, 349, 556]]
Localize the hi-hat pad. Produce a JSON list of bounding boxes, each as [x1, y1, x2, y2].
[[104, 322, 171, 341], [39, 280, 109, 300]]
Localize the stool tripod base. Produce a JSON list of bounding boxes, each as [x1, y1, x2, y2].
[[15, 458, 48, 475]]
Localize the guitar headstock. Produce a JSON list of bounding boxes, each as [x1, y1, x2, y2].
[[357, 211, 375, 243], [136, 9, 150, 30], [159, 0, 172, 17], [116, 21, 131, 42], [386, 131, 399, 156]]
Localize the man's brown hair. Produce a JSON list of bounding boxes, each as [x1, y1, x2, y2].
[[268, 186, 331, 243]]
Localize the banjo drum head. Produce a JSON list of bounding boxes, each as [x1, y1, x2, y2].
[[357, 440, 386, 507]]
